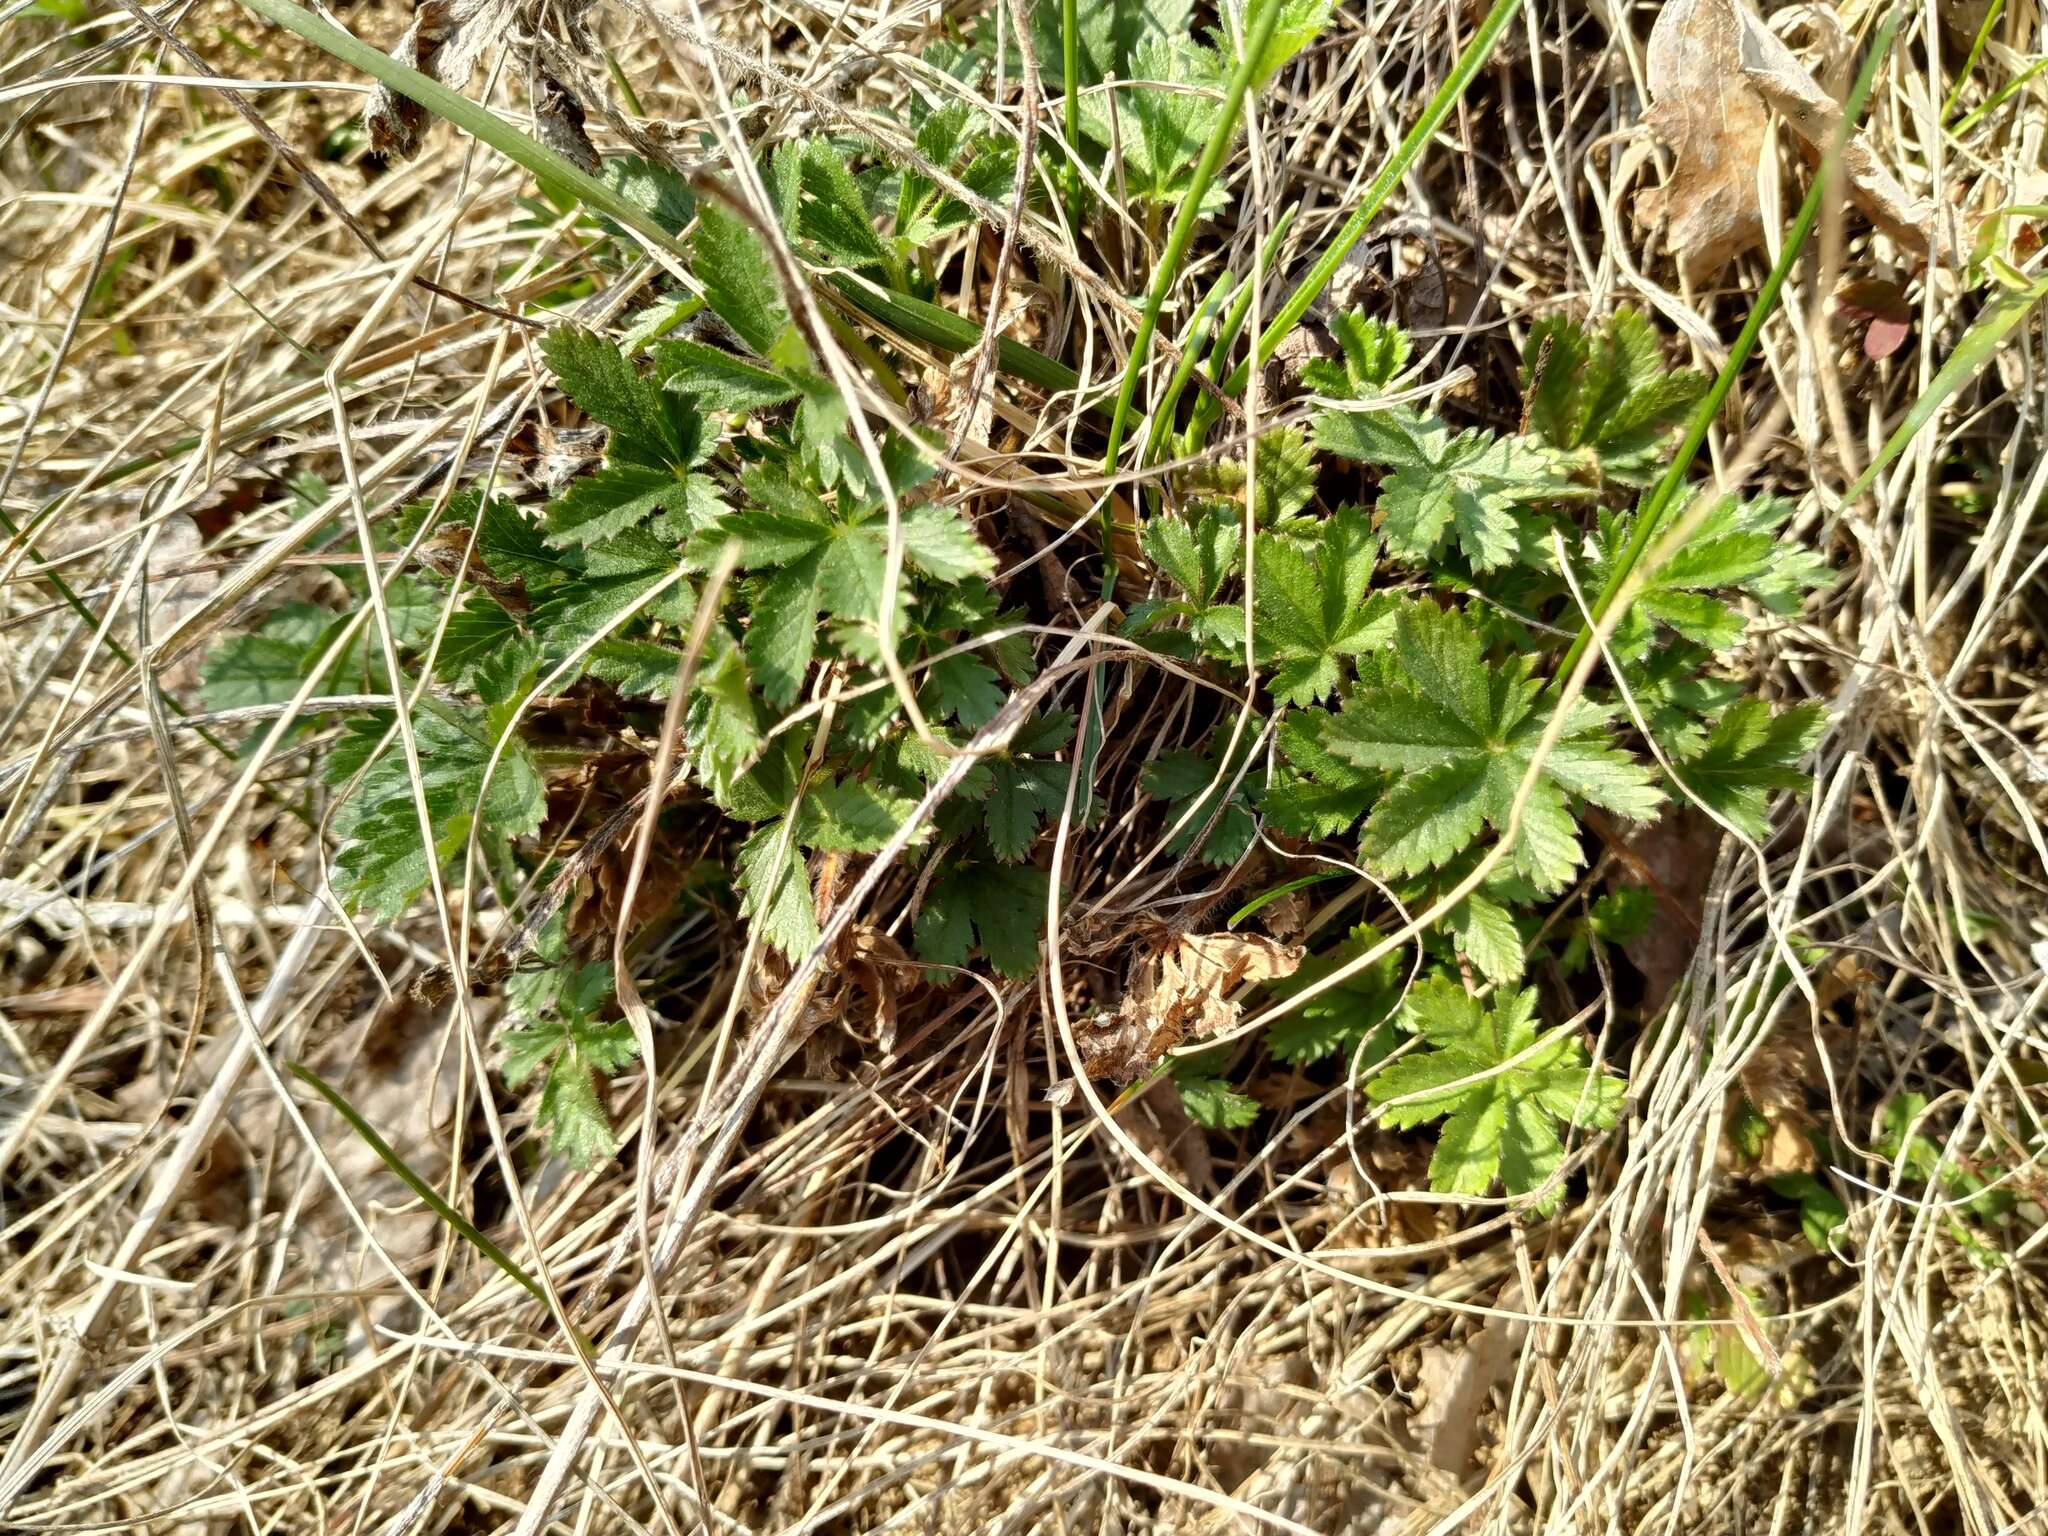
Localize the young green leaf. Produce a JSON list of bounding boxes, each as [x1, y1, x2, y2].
[[1142, 731, 1261, 867], [1316, 404, 1590, 571], [1558, 885, 1656, 976], [1088, 40, 1227, 207], [502, 957, 635, 1167], [1326, 604, 1661, 889], [1522, 306, 1708, 485], [711, 450, 992, 705], [1175, 1073, 1261, 1129], [325, 704, 548, 920], [541, 328, 710, 547], [976, 711, 1075, 860], [797, 138, 891, 270], [1367, 978, 1625, 1213], [1301, 308, 1410, 399], [1241, 504, 1392, 705], [1669, 699, 1824, 841], [1586, 496, 1830, 659], [693, 200, 790, 356]]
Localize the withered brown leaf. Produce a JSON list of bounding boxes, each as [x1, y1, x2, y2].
[[1079, 931, 1304, 1082], [1641, 0, 1933, 281]]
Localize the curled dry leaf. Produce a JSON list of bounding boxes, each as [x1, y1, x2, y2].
[[1079, 931, 1304, 1081], [1641, 0, 1934, 281]]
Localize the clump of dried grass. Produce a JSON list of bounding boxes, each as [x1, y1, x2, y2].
[[3, 1, 2046, 1533]]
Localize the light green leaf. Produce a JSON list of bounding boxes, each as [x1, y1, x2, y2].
[[1316, 403, 1589, 571], [654, 336, 801, 412], [1670, 699, 1825, 841], [1249, 504, 1391, 704], [1522, 306, 1708, 486], [1326, 604, 1662, 889], [1367, 978, 1623, 1213], [693, 201, 789, 356], [1176, 1075, 1261, 1129]]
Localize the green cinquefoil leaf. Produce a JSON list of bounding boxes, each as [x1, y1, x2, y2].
[[1367, 978, 1625, 1213], [1325, 603, 1662, 889]]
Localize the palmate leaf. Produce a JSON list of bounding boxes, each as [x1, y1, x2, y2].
[[1324, 603, 1662, 890], [710, 447, 993, 705], [1263, 707, 1376, 839], [1127, 503, 1245, 652], [1265, 922, 1402, 1065], [1588, 496, 1832, 659], [894, 102, 1015, 249], [541, 328, 711, 547], [913, 860, 1050, 978], [502, 952, 635, 1168], [324, 704, 547, 920], [1366, 978, 1625, 1213], [1141, 508, 1232, 594], [735, 779, 926, 960], [1301, 308, 1409, 400], [1180, 428, 1319, 526], [1316, 403, 1591, 571], [1521, 306, 1708, 486], [1242, 504, 1393, 705], [1142, 729, 1261, 867], [1669, 699, 1825, 841]]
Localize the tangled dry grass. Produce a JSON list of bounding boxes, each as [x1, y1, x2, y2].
[[4, 0, 2048, 1531]]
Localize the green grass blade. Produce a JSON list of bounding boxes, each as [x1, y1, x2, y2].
[[1228, 869, 1347, 929], [1098, 0, 1287, 598], [826, 276, 1080, 393], [288, 1062, 554, 1313], [1100, 0, 1286, 475], [1940, 0, 2004, 126], [1062, 0, 1083, 226], [230, 0, 1075, 397], [1140, 270, 1232, 465], [1182, 203, 1299, 451], [1953, 55, 2048, 136], [230, 0, 690, 258], [1222, 0, 1523, 398]]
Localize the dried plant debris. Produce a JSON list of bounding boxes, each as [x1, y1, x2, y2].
[[1642, 0, 1934, 279], [368, 0, 599, 165], [8, 1, 2048, 1533], [1080, 931, 1303, 1081]]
